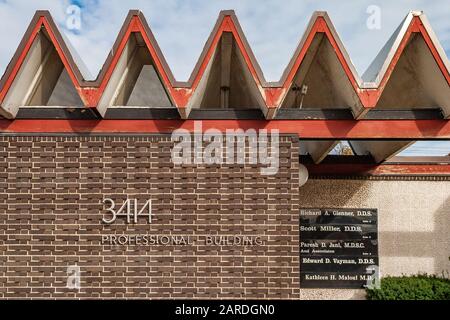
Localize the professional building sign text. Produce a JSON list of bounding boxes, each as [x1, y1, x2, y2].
[[101, 198, 264, 247], [101, 235, 264, 247]]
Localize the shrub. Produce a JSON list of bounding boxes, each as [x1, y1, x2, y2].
[[366, 274, 450, 300]]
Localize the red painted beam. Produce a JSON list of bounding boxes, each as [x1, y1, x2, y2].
[[0, 119, 449, 139], [305, 163, 450, 176]]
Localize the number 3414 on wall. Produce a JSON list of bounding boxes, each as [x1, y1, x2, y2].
[[102, 198, 152, 224]]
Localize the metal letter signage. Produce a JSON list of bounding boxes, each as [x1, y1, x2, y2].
[[102, 198, 153, 224], [300, 208, 379, 289]]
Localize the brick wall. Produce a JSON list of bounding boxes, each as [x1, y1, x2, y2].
[[0, 135, 300, 299]]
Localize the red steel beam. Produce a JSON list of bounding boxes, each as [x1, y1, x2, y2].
[[0, 119, 449, 139], [305, 163, 450, 176]]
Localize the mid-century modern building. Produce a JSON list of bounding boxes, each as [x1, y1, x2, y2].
[[0, 10, 448, 299]]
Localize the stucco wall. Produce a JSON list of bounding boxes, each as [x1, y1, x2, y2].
[[298, 178, 450, 300]]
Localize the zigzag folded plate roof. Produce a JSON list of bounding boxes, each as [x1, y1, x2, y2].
[[0, 9, 449, 120]]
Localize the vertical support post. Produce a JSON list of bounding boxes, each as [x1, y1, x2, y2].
[[220, 32, 233, 109]]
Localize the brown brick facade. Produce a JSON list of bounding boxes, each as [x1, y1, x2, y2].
[[0, 135, 300, 299]]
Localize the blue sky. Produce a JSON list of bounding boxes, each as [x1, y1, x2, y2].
[[0, 0, 448, 155]]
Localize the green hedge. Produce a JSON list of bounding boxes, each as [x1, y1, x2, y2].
[[366, 274, 450, 300]]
